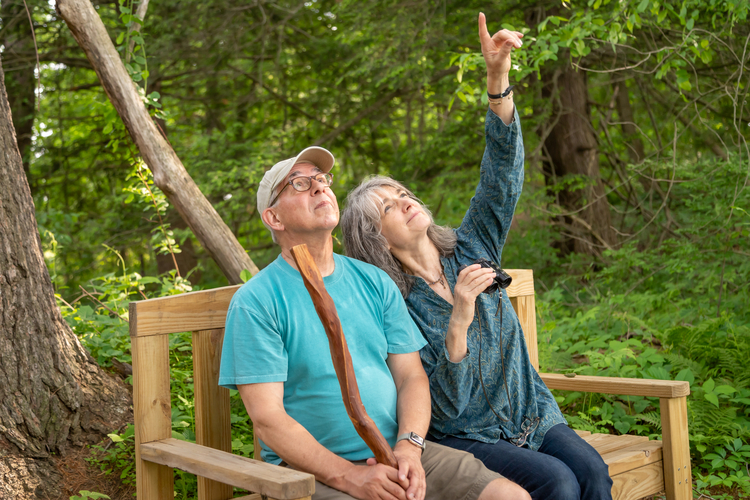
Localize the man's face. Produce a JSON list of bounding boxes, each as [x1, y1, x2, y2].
[[271, 162, 339, 237]]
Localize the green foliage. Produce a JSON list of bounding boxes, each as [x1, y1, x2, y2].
[[69, 492, 110, 500], [87, 426, 136, 487], [534, 154, 750, 497]]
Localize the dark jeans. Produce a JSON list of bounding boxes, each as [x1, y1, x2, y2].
[[431, 423, 613, 500]]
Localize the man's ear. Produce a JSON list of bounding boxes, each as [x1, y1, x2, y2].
[[261, 207, 285, 232]]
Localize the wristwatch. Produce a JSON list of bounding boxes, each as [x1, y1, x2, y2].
[[396, 432, 426, 452]]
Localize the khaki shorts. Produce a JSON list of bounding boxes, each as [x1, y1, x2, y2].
[[305, 441, 503, 500]]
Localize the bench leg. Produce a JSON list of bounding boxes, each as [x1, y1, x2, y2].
[[660, 397, 692, 500]]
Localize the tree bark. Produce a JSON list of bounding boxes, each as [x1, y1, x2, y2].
[[0, 0, 37, 182], [613, 79, 645, 164], [541, 62, 617, 255], [55, 0, 259, 284], [0, 55, 131, 500]]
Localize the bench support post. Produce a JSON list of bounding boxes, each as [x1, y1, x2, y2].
[[660, 397, 691, 500], [134, 334, 174, 499], [194, 329, 234, 500]]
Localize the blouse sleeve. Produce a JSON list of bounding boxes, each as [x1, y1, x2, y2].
[[456, 107, 524, 266], [418, 324, 475, 421]]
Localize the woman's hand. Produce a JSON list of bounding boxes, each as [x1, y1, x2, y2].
[[453, 264, 496, 328], [445, 264, 496, 362], [478, 12, 523, 79]]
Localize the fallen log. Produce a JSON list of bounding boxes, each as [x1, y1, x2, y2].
[[56, 0, 258, 283]]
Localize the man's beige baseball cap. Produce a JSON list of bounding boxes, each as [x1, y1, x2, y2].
[[256, 146, 336, 230]]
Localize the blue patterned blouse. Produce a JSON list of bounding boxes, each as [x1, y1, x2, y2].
[[404, 107, 566, 451]]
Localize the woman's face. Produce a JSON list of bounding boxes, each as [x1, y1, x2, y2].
[[374, 185, 431, 250]]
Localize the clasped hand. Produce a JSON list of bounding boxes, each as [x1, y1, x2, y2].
[[344, 442, 424, 500]]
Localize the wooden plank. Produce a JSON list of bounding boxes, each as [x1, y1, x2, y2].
[[610, 461, 664, 500], [510, 294, 539, 371], [235, 496, 311, 500], [602, 440, 663, 476], [660, 397, 692, 500], [580, 433, 649, 456], [133, 334, 173, 500], [140, 438, 315, 500], [504, 269, 534, 298], [540, 373, 690, 398], [573, 429, 592, 437], [193, 329, 234, 500], [129, 285, 241, 337], [128, 270, 532, 338]]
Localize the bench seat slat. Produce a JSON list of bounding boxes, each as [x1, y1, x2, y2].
[[603, 440, 663, 476], [611, 462, 664, 500], [580, 433, 650, 455]]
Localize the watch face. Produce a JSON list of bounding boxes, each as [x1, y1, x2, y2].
[[410, 432, 425, 447]]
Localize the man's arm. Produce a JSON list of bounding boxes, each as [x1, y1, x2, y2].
[[384, 352, 431, 500], [239, 382, 408, 500]]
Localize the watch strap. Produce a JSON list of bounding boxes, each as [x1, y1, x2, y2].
[[396, 432, 426, 451], [487, 85, 514, 99]]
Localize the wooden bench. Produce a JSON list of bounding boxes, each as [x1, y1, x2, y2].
[[129, 269, 691, 500]]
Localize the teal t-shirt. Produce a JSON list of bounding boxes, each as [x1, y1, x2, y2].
[[218, 253, 426, 464]]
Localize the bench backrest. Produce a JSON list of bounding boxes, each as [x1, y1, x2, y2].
[[129, 269, 536, 499]]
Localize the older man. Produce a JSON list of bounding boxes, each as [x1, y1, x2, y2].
[[219, 146, 529, 500]]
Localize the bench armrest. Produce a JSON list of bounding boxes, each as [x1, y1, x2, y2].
[[539, 373, 690, 398], [140, 438, 315, 499]]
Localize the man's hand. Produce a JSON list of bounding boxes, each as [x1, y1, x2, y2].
[[365, 441, 424, 500], [392, 440, 426, 500], [478, 12, 523, 79], [340, 462, 407, 500]]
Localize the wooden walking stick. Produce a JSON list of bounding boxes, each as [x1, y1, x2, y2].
[[291, 244, 399, 469]]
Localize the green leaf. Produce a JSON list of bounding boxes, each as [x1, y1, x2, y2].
[[637, 0, 649, 13], [102, 122, 113, 135], [675, 368, 695, 385], [148, 91, 161, 100], [116, 32, 125, 45], [705, 392, 720, 407], [240, 269, 252, 283], [715, 385, 737, 395], [134, 55, 147, 65], [107, 433, 124, 442], [702, 378, 716, 393]]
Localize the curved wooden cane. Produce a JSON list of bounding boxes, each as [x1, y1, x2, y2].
[[291, 244, 399, 469]]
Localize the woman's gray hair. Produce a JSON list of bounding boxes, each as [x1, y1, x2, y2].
[[341, 176, 456, 298]]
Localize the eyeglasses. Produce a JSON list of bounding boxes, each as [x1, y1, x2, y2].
[[269, 172, 334, 207], [509, 416, 540, 448]]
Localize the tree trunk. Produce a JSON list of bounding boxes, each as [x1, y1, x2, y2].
[[0, 56, 131, 500], [541, 62, 617, 255], [0, 0, 37, 183], [55, 0, 259, 284], [613, 79, 645, 164]]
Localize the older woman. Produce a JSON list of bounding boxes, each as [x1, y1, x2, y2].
[[340, 13, 613, 500]]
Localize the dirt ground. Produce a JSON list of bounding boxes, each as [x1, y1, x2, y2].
[[57, 446, 135, 500]]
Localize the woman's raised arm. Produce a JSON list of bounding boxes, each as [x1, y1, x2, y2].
[[479, 12, 522, 125]]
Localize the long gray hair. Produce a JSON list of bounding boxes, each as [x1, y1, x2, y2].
[[340, 176, 457, 298]]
